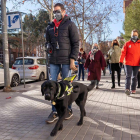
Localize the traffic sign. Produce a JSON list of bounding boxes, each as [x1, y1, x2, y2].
[[7, 13, 20, 29]]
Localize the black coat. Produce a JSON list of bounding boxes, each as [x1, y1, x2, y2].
[[46, 16, 79, 64]]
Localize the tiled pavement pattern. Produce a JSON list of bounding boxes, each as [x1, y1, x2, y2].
[[0, 72, 140, 140]]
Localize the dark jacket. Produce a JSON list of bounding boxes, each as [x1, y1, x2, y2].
[[84, 50, 106, 81], [46, 16, 79, 64], [77, 51, 87, 64]]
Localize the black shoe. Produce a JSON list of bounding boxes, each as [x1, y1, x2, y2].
[[111, 85, 115, 89], [137, 86, 140, 88], [96, 86, 99, 89], [46, 111, 58, 124], [82, 79, 84, 81], [65, 109, 73, 120], [118, 83, 121, 86]]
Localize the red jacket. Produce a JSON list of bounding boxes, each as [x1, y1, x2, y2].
[[119, 40, 140, 66]]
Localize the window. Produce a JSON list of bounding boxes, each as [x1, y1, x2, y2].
[[37, 59, 46, 65], [14, 59, 34, 65]]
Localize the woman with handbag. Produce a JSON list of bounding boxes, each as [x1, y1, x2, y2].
[[84, 44, 106, 89], [77, 48, 87, 81]]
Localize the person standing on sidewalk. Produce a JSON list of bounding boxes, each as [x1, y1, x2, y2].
[[45, 3, 79, 123], [119, 29, 140, 95], [108, 39, 121, 89], [77, 48, 87, 81], [84, 43, 106, 89]]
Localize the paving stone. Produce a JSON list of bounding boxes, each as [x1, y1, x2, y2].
[[0, 72, 140, 139]]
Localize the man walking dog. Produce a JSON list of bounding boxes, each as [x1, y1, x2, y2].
[[45, 3, 79, 123]]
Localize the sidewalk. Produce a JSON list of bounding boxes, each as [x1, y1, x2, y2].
[[0, 71, 140, 140]]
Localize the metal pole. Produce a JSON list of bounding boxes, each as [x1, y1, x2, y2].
[[20, 13, 25, 88], [46, 0, 53, 80], [1, 0, 11, 91]]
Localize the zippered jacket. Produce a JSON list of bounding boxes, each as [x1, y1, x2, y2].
[[108, 45, 121, 63], [119, 40, 140, 66], [46, 15, 79, 64]]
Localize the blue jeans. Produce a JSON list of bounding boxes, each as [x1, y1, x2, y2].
[[78, 64, 84, 80], [50, 64, 72, 112], [125, 65, 139, 90]]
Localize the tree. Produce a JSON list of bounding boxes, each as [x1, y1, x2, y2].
[[123, 0, 140, 41], [23, 10, 49, 56], [8, 0, 122, 50], [99, 41, 110, 54], [23, 13, 38, 55], [8, 0, 54, 21], [63, 0, 121, 49]]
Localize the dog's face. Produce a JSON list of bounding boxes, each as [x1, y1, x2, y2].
[[41, 80, 58, 101]]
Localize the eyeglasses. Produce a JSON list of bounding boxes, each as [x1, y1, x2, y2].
[[53, 10, 61, 14]]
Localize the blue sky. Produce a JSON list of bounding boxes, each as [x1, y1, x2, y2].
[[6, 1, 124, 41]]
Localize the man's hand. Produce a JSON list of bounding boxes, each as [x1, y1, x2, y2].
[[119, 62, 123, 68], [70, 59, 77, 71]]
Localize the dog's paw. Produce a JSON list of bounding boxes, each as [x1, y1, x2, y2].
[[59, 124, 63, 131], [50, 130, 57, 136], [77, 121, 83, 126]]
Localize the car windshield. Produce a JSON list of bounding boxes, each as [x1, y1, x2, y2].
[[14, 59, 34, 65]]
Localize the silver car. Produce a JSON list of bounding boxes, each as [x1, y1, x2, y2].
[[12, 57, 47, 81]]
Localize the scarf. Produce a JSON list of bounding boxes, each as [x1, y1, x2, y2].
[[53, 19, 62, 27], [90, 48, 98, 60], [53, 19, 62, 35], [53, 15, 68, 31]]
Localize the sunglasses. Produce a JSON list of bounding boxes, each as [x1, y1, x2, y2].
[[53, 10, 61, 14]]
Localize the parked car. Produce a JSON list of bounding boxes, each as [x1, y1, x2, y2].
[[12, 57, 47, 81], [0, 62, 20, 87]]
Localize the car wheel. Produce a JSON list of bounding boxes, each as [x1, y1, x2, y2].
[[39, 73, 45, 81], [11, 74, 19, 87]]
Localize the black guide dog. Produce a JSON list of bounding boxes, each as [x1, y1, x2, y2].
[[41, 80, 95, 136]]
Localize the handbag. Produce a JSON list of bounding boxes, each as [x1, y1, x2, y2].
[[81, 58, 86, 63]]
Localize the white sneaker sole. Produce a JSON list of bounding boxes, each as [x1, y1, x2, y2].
[[46, 117, 59, 124], [65, 114, 73, 120]]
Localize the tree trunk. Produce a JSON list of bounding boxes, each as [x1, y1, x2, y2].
[[50, 0, 53, 22], [82, 0, 85, 50]]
